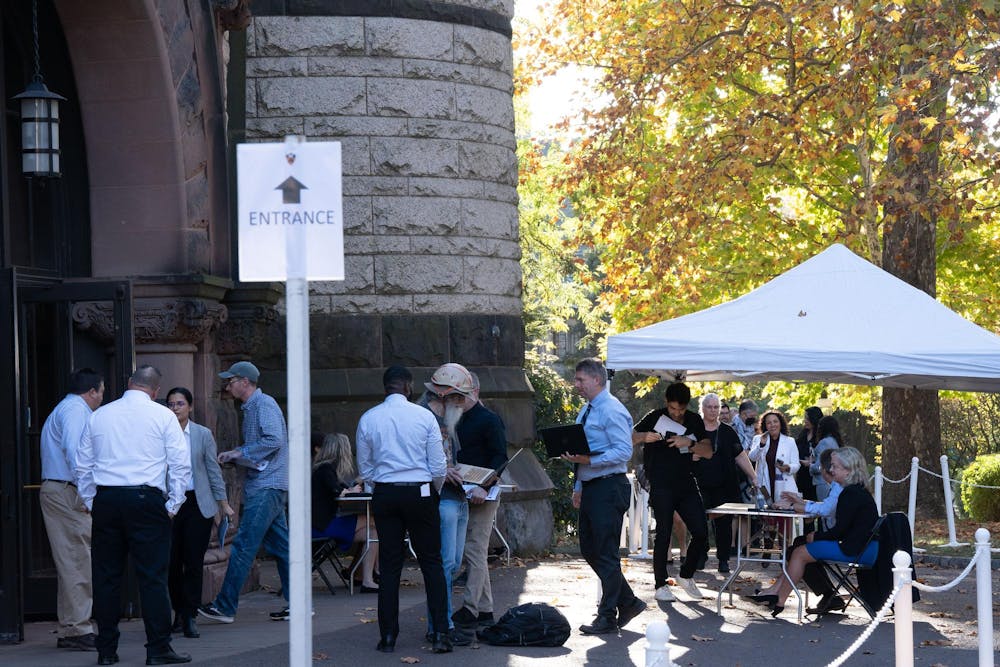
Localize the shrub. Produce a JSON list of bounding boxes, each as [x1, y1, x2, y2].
[[959, 453, 1000, 522], [525, 359, 583, 538]]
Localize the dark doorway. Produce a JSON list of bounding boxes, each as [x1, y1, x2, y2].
[[0, 271, 133, 642]]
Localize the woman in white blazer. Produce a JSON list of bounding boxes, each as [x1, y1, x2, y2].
[[747, 410, 800, 500], [166, 387, 234, 639]]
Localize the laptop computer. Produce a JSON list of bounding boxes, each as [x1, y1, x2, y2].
[[539, 423, 592, 458]]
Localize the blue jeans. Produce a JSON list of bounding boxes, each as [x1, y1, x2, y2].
[[214, 488, 290, 617], [428, 496, 468, 631]]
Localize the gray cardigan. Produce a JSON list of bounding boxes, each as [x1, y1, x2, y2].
[[188, 421, 228, 518]]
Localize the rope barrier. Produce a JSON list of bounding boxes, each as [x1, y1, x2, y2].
[[825, 582, 905, 667], [916, 465, 1000, 489], [912, 545, 985, 593], [880, 471, 911, 484], [879, 464, 1000, 489]]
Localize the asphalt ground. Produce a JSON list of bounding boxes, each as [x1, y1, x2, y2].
[[2, 549, 996, 667]]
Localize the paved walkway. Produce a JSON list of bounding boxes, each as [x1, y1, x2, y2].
[[1, 552, 994, 666]]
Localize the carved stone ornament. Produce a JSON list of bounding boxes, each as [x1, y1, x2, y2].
[[72, 298, 228, 346], [215, 304, 279, 356], [214, 0, 251, 32]]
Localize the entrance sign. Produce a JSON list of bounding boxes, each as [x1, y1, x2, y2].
[[236, 141, 344, 282]]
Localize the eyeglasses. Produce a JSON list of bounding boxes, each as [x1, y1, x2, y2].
[[224, 377, 244, 387], [166, 401, 188, 409]]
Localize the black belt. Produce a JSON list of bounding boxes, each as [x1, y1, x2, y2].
[[97, 485, 163, 493], [377, 481, 429, 487], [581, 472, 626, 485], [42, 479, 76, 487]]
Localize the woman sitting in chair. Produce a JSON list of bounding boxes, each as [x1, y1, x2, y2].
[[312, 433, 379, 592], [751, 446, 878, 617]]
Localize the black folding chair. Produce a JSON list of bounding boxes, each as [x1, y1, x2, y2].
[[817, 514, 887, 618], [312, 537, 350, 595]]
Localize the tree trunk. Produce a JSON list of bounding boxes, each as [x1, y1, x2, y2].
[[879, 35, 946, 518]]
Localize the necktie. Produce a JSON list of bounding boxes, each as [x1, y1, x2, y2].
[[575, 404, 593, 479]]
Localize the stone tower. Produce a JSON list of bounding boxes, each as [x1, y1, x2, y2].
[[237, 1, 553, 552]]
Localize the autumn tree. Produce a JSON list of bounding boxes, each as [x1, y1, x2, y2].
[[519, 1, 1000, 514]]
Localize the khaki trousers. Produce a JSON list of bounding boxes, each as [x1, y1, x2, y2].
[[461, 499, 499, 615], [39, 480, 94, 637]]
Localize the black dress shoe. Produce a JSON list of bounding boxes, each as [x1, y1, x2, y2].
[[98, 655, 119, 665], [749, 594, 778, 606], [182, 616, 199, 639], [430, 632, 453, 653], [807, 594, 846, 615], [616, 597, 647, 630], [145, 649, 192, 665], [579, 615, 618, 635], [376, 634, 396, 653]]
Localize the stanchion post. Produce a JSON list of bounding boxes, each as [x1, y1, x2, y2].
[[974, 528, 994, 667], [892, 551, 914, 667], [939, 456, 966, 547], [645, 620, 675, 667], [638, 487, 652, 559], [906, 457, 919, 543], [874, 466, 883, 515]]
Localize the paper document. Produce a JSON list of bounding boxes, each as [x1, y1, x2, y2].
[[652, 415, 696, 453], [233, 455, 269, 472], [463, 484, 502, 501]]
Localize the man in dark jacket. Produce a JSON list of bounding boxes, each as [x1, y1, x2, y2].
[[450, 372, 508, 631]]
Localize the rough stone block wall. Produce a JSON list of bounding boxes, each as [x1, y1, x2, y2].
[[245, 13, 521, 316]]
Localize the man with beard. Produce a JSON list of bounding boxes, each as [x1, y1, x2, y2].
[[450, 372, 507, 632], [417, 363, 478, 646]]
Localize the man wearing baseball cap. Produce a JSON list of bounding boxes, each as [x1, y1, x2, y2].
[[199, 361, 292, 624]]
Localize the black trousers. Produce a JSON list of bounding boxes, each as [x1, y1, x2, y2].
[[92, 486, 173, 658], [372, 484, 448, 638], [648, 483, 708, 586], [168, 491, 214, 617], [702, 486, 735, 564], [578, 474, 636, 620]]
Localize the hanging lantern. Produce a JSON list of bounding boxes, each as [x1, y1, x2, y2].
[[13, 80, 65, 177], [11, 0, 66, 178]]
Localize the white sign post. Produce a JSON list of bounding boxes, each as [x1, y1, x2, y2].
[[237, 137, 344, 667]]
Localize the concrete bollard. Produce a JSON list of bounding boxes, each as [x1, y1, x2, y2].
[[645, 620, 676, 667]]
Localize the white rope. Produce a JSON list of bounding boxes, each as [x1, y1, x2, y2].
[[880, 471, 911, 484], [825, 582, 905, 667], [912, 545, 986, 592], [918, 465, 1000, 489]]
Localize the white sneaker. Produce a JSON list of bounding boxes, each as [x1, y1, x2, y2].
[[654, 585, 675, 602], [678, 576, 709, 600]]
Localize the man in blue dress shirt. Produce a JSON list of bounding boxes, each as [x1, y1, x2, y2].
[[357, 366, 452, 654], [561, 358, 647, 635], [40, 368, 104, 652]]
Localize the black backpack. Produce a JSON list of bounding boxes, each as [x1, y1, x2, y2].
[[476, 602, 571, 647]]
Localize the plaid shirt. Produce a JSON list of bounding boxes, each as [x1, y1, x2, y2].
[[239, 389, 288, 492]]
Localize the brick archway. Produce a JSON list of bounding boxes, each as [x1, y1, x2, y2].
[[53, 0, 229, 277]]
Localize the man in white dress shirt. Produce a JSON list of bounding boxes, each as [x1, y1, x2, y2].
[[76, 365, 192, 666], [356, 365, 451, 654], [39, 368, 104, 651]]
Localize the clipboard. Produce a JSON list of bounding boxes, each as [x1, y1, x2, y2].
[[539, 423, 591, 458]]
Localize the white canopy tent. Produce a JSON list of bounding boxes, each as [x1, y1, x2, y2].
[[606, 244, 1000, 393]]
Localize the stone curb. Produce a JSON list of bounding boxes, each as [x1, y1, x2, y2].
[[916, 552, 1000, 570]]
